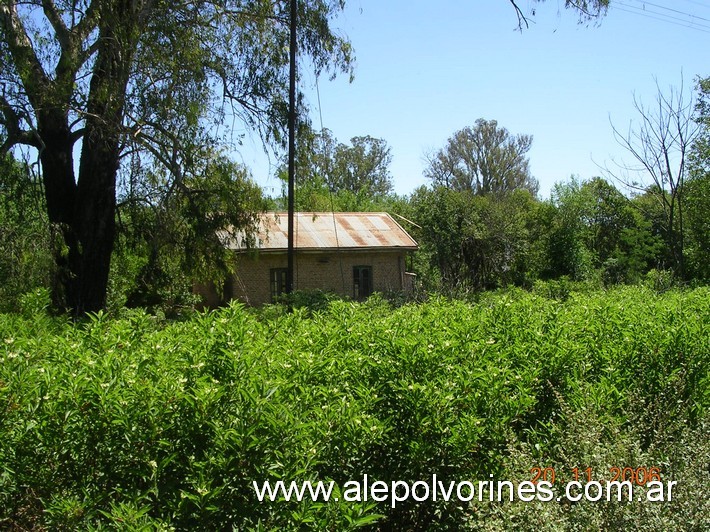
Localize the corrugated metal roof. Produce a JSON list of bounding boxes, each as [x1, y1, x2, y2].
[[221, 212, 418, 252]]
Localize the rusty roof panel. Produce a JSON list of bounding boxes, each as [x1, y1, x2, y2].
[[222, 212, 418, 251]]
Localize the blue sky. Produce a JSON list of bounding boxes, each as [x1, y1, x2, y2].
[[241, 0, 710, 200]]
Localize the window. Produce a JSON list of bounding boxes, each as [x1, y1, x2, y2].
[[353, 266, 373, 300], [270, 268, 288, 301]]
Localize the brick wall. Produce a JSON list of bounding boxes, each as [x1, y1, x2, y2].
[[225, 250, 409, 306]]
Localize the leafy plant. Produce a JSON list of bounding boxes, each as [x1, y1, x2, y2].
[[0, 288, 707, 529]]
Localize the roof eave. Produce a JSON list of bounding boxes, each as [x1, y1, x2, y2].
[[232, 246, 418, 253]]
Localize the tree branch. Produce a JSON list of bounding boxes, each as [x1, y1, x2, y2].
[[0, 2, 51, 107], [0, 91, 41, 152], [41, 0, 70, 49], [508, 0, 530, 30], [73, 1, 100, 43]]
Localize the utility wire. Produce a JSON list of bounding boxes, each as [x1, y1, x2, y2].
[[625, 0, 710, 22], [616, 1, 710, 28], [676, 0, 710, 12], [613, 6, 710, 33], [613, 1, 710, 33]]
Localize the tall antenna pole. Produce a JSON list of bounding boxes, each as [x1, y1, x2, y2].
[[286, 0, 297, 296]]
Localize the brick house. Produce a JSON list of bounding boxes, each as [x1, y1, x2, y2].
[[200, 212, 418, 306]]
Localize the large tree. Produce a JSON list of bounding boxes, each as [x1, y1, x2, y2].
[[0, 0, 352, 315], [330, 134, 393, 197], [425, 119, 538, 196], [411, 185, 543, 291]]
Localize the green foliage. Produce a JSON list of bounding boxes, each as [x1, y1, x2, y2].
[[1, 0, 354, 315], [475, 405, 709, 530], [549, 177, 662, 283], [689, 76, 709, 180], [411, 186, 546, 291], [17, 287, 52, 318], [642, 268, 677, 294], [275, 128, 395, 212], [425, 119, 538, 196], [407, 173, 679, 294], [0, 155, 52, 311], [531, 277, 600, 301], [683, 173, 710, 281], [1, 288, 707, 529], [116, 154, 267, 317], [272, 289, 343, 315], [685, 77, 710, 281]]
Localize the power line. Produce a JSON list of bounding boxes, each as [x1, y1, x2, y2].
[[625, 0, 710, 23], [612, 1, 710, 33], [314, 74, 346, 293], [676, 0, 710, 12], [613, 5, 710, 33], [616, 0, 710, 28]]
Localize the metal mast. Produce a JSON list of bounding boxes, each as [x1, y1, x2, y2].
[[286, 0, 297, 295]]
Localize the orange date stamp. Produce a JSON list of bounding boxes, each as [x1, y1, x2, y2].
[[530, 466, 663, 486]]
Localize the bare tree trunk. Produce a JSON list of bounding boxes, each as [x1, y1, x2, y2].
[[70, 128, 118, 315], [39, 115, 117, 316], [68, 9, 134, 315], [37, 113, 79, 311]]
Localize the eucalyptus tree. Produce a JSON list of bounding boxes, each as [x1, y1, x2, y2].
[[274, 127, 393, 211], [330, 135, 393, 197], [0, 0, 352, 315], [425, 119, 538, 197]]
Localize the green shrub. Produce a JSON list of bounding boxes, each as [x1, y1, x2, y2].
[[643, 268, 677, 294], [274, 289, 342, 314], [0, 288, 707, 529]]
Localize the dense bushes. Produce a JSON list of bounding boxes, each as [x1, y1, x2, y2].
[[1, 288, 708, 529]]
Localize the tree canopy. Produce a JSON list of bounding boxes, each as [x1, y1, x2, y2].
[[0, 0, 353, 315], [425, 119, 538, 197], [274, 127, 394, 211]]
